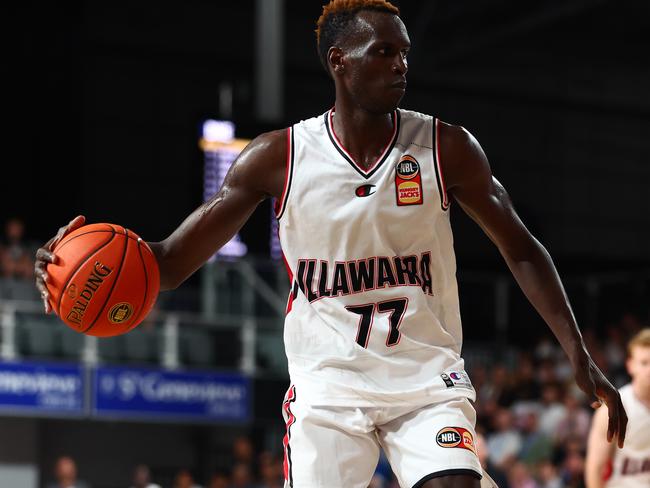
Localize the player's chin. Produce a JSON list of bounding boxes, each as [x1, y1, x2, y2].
[[385, 88, 405, 110], [368, 91, 404, 114]]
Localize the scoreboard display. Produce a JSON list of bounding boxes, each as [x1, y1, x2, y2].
[[200, 120, 281, 260]]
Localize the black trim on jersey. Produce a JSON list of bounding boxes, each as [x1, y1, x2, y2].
[[412, 468, 482, 488], [324, 109, 401, 180], [276, 126, 295, 220], [432, 118, 450, 212]]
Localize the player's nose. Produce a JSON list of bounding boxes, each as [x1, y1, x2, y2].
[[392, 54, 408, 75]]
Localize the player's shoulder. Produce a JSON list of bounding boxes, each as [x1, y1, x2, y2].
[[436, 119, 476, 151], [292, 110, 329, 135], [248, 128, 287, 153]]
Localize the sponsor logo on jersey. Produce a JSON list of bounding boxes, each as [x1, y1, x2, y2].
[[355, 184, 376, 197], [436, 427, 476, 454], [108, 302, 134, 324], [440, 370, 473, 390], [395, 155, 423, 206]]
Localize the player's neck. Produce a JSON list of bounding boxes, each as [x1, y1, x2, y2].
[[632, 381, 650, 408], [331, 101, 395, 170]]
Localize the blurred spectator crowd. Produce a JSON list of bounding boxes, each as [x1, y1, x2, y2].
[[46, 313, 644, 488], [0, 217, 34, 281], [46, 437, 284, 488], [5, 217, 649, 488]]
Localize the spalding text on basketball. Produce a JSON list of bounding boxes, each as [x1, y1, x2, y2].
[[66, 261, 113, 326]]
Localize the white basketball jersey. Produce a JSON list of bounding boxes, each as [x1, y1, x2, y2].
[[276, 108, 474, 406], [606, 384, 650, 487]]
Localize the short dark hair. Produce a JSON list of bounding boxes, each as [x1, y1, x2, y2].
[[315, 0, 400, 74]]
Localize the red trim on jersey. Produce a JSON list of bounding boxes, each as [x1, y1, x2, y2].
[[282, 250, 294, 314], [328, 109, 398, 176], [282, 385, 297, 485], [275, 126, 293, 218], [435, 118, 450, 210]]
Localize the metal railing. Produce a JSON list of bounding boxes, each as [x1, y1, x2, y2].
[[0, 261, 647, 377]]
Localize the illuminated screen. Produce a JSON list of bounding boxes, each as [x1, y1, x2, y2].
[[201, 120, 281, 260]]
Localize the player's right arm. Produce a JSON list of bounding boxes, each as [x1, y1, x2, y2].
[[35, 130, 287, 310], [146, 130, 286, 290], [585, 404, 616, 488]]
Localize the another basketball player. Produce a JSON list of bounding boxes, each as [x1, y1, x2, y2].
[[585, 329, 650, 488], [35, 1, 627, 487]]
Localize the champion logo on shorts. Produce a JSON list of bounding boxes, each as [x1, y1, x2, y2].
[[436, 427, 477, 454], [440, 370, 473, 389]]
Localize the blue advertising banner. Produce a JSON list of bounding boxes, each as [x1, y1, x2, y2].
[[0, 361, 84, 414], [93, 366, 250, 422]]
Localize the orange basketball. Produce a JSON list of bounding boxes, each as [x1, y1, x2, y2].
[[46, 223, 160, 337]]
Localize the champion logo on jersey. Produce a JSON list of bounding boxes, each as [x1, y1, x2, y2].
[[355, 184, 376, 197], [395, 155, 423, 206]]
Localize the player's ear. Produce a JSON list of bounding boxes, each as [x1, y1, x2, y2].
[[328, 46, 345, 76]]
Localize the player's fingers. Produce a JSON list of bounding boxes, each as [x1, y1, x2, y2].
[[34, 266, 48, 283], [603, 388, 622, 444], [35, 277, 47, 296], [606, 408, 615, 443], [35, 247, 57, 264], [67, 215, 86, 231], [35, 281, 51, 314], [48, 215, 86, 252], [617, 396, 628, 448], [42, 296, 51, 314]]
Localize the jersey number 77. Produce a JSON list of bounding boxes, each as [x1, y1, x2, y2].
[[345, 298, 409, 348]]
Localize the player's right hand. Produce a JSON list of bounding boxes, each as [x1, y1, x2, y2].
[[34, 215, 86, 314], [574, 352, 628, 448]]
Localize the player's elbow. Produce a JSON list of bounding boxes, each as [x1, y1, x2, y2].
[[148, 241, 185, 291]]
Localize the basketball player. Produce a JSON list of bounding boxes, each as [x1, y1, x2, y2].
[[35, 1, 627, 487], [585, 329, 650, 488]]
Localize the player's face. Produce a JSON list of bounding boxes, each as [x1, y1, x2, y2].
[[338, 11, 411, 114], [627, 345, 650, 390]]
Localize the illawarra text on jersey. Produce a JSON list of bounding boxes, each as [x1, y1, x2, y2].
[[290, 252, 434, 303]]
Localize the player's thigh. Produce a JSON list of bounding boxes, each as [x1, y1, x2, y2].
[[282, 386, 380, 488], [419, 474, 481, 488], [378, 397, 482, 488]]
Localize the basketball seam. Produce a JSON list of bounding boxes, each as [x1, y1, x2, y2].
[[56, 228, 117, 318], [128, 238, 150, 331], [54, 227, 115, 253], [82, 228, 130, 334]]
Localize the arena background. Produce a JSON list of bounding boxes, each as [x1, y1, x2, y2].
[[2, 1, 649, 487]]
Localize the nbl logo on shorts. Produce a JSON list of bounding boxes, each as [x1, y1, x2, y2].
[[436, 427, 477, 454]]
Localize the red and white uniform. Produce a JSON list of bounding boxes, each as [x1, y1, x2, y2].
[[277, 108, 473, 407], [606, 384, 650, 488], [276, 109, 486, 488]]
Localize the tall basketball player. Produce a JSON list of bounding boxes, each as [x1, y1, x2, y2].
[[35, 1, 627, 487], [585, 329, 650, 488]]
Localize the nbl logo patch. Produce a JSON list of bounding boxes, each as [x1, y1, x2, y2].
[[395, 155, 423, 206], [436, 427, 477, 454]]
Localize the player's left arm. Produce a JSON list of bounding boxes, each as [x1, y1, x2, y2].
[[439, 121, 627, 447]]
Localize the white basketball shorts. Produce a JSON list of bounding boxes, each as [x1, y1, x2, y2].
[[281, 385, 483, 488]]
